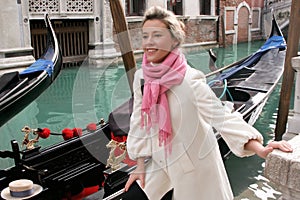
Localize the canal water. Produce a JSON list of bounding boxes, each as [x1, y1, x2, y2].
[[0, 40, 288, 199]]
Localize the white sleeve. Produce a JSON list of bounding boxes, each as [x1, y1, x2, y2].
[[190, 69, 263, 157]]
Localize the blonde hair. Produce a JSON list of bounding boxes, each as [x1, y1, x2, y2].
[[142, 6, 185, 47]]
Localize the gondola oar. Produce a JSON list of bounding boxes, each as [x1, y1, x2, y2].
[[105, 0, 136, 198], [109, 0, 137, 94]]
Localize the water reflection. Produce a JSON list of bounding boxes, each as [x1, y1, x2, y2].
[[248, 175, 282, 200]]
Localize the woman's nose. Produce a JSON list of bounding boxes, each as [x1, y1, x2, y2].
[[144, 36, 154, 45]]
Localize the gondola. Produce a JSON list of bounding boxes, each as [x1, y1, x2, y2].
[[0, 14, 62, 127], [0, 16, 285, 200], [207, 16, 286, 158]]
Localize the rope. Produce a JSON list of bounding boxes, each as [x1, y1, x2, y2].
[[208, 79, 233, 101]]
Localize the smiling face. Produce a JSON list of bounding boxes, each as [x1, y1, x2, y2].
[[142, 19, 178, 64]]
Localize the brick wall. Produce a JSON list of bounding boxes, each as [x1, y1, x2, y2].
[[111, 0, 265, 51], [185, 19, 217, 44], [219, 0, 264, 45]]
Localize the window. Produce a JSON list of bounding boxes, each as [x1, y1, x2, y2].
[[200, 0, 211, 15], [167, 0, 183, 15], [125, 0, 145, 16]]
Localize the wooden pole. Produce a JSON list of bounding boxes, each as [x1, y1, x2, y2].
[[221, 15, 226, 48], [274, 0, 300, 141], [109, 0, 136, 94]]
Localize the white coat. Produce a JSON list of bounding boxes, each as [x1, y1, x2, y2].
[[127, 66, 263, 200]]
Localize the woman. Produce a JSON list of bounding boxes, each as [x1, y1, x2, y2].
[[124, 6, 292, 200]]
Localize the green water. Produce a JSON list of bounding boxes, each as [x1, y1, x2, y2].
[[0, 41, 286, 198]]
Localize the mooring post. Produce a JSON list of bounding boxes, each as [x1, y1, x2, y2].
[[274, 0, 300, 141]]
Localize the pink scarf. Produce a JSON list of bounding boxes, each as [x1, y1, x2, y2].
[[141, 48, 187, 155]]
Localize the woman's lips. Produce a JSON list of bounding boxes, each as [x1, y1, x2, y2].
[[146, 48, 157, 52]]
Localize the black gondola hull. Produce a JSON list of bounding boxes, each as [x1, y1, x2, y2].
[[0, 14, 62, 127]]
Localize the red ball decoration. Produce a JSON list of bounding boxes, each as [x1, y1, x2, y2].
[[86, 123, 97, 132], [62, 128, 74, 140], [39, 128, 51, 139], [73, 127, 83, 137]]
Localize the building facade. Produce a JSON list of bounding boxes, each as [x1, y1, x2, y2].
[[0, 0, 275, 68]]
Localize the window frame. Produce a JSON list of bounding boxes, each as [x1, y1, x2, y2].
[[125, 0, 145, 16]]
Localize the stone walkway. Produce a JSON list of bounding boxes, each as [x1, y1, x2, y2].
[[264, 134, 300, 200], [234, 132, 299, 200]]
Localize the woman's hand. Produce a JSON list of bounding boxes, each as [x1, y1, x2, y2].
[[245, 139, 293, 159], [266, 140, 293, 152], [124, 157, 146, 192]]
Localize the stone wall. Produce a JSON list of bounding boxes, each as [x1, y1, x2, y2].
[[0, 0, 34, 69], [265, 135, 300, 200]]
